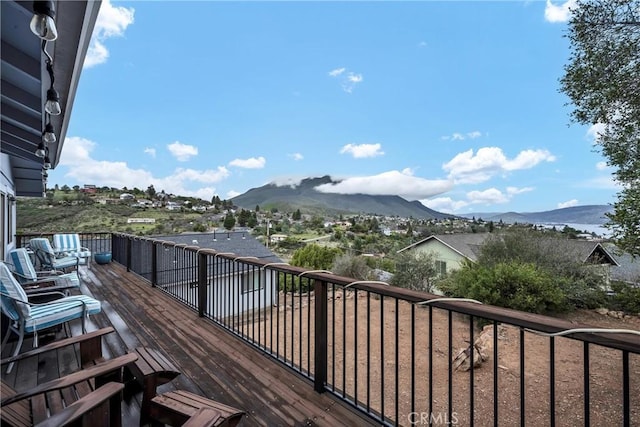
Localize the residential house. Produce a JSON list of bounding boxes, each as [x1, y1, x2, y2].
[[398, 233, 619, 279], [155, 231, 282, 319]]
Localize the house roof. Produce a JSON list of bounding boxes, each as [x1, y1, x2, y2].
[[398, 233, 492, 261], [1, 0, 100, 196], [399, 233, 619, 266], [154, 231, 282, 263], [604, 243, 640, 284]]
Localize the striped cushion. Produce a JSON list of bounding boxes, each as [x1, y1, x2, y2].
[[0, 263, 30, 320], [53, 234, 82, 252], [24, 295, 101, 333], [30, 238, 79, 270], [9, 248, 38, 281]]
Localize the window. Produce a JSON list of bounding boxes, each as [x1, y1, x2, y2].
[[435, 260, 447, 276], [241, 270, 264, 294]]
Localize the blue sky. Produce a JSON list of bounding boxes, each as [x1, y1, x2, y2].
[[49, 0, 619, 214]]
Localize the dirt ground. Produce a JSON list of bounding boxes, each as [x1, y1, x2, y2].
[[239, 290, 640, 426]]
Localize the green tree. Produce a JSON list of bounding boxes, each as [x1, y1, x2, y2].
[[290, 244, 342, 270], [292, 209, 302, 221], [560, 0, 640, 255], [146, 184, 156, 199], [223, 212, 236, 230], [390, 251, 438, 293]]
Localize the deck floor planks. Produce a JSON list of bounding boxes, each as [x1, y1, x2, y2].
[[90, 262, 376, 427]]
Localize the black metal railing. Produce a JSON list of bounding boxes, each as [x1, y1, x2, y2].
[[17, 232, 113, 255], [80, 233, 640, 425]]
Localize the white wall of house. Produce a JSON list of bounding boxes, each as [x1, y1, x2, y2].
[[413, 239, 467, 275], [209, 269, 278, 319], [0, 153, 17, 261]]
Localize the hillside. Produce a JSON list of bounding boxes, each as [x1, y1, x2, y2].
[[462, 205, 613, 225], [231, 176, 454, 219]]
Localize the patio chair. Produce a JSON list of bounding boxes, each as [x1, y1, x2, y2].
[[0, 263, 101, 373], [0, 328, 138, 427], [53, 233, 92, 267], [6, 249, 80, 294], [28, 238, 79, 272]]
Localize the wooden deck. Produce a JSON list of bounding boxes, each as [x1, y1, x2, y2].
[[3, 262, 377, 426]]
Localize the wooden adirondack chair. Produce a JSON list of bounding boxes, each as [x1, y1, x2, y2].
[[0, 327, 138, 427]]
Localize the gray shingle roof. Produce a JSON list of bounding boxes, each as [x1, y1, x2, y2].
[[153, 231, 282, 263]]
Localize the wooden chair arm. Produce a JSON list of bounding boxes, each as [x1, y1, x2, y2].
[[0, 327, 115, 366], [182, 408, 223, 427], [0, 353, 137, 406], [33, 382, 125, 427]]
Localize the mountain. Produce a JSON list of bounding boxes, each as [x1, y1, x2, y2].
[[231, 176, 454, 219], [461, 205, 613, 225]]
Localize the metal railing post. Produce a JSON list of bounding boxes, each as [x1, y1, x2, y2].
[[314, 279, 328, 393], [198, 251, 208, 317], [126, 236, 132, 272], [151, 240, 158, 287]]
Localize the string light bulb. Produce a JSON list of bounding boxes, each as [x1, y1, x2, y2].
[[45, 88, 61, 115], [43, 121, 56, 143], [30, 1, 58, 41], [35, 142, 47, 158]]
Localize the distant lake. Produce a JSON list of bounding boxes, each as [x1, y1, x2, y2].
[[537, 223, 612, 238]]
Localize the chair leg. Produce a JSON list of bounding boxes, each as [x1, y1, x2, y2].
[[5, 327, 24, 374]]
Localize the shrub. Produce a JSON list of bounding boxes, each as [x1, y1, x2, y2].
[[331, 253, 373, 281], [440, 260, 566, 314], [608, 281, 640, 314], [390, 251, 438, 293]]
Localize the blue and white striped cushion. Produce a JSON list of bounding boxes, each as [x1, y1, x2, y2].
[[53, 234, 81, 253], [0, 262, 31, 320], [24, 295, 101, 333], [9, 248, 38, 281]]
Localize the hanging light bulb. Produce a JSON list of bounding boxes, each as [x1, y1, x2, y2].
[[43, 153, 52, 170], [30, 1, 58, 41], [35, 142, 47, 158], [43, 121, 56, 143], [45, 88, 61, 115]]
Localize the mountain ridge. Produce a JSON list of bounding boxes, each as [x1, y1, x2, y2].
[[231, 176, 612, 224]]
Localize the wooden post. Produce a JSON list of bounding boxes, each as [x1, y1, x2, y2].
[[198, 251, 208, 318], [314, 279, 328, 393]]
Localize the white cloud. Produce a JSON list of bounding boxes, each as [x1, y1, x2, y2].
[[329, 67, 363, 93], [467, 131, 482, 139], [340, 143, 384, 159], [442, 147, 556, 184], [506, 186, 534, 196], [596, 161, 609, 171], [582, 175, 622, 190], [421, 197, 469, 213], [418, 41, 428, 48], [558, 199, 579, 209], [226, 190, 241, 199], [314, 170, 453, 200], [467, 188, 509, 204], [84, 0, 135, 68], [347, 73, 363, 83], [167, 141, 198, 162], [229, 156, 266, 169], [422, 185, 534, 214], [544, 0, 577, 23], [289, 153, 304, 161], [58, 136, 229, 200], [144, 147, 156, 158], [441, 131, 483, 141], [587, 123, 606, 143]]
